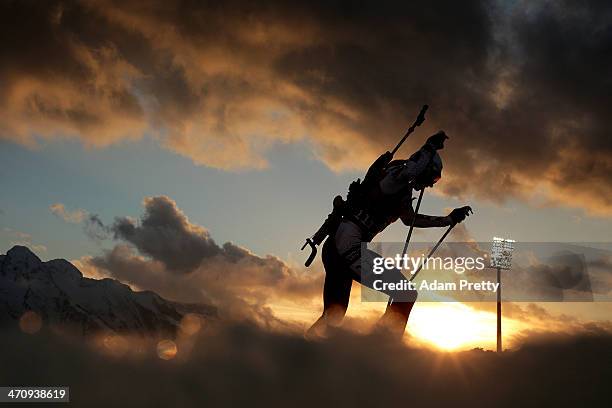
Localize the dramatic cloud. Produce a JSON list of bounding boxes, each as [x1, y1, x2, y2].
[[0, 1, 146, 147], [50, 203, 87, 223], [109, 196, 220, 273], [86, 196, 322, 326], [1, 1, 610, 213]]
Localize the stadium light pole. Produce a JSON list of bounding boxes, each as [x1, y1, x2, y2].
[[490, 237, 515, 353]]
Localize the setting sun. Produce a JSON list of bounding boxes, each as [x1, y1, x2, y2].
[[269, 294, 524, 351], [408, 303, 520, 350]]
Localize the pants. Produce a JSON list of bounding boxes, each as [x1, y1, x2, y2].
[[314, 220, 417, 338]]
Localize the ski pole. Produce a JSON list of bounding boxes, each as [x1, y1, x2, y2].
[[401, 188, 424, 257], [409, 223, 455, 282], [387, 224, 457, 306], [389, 185, 425, 308], [387, 221, 454, 306]]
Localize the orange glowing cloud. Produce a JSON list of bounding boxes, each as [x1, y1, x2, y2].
[[1, 0, 611, 214]]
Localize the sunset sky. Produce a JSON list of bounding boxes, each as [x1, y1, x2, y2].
[[1, 0, 611, 350]]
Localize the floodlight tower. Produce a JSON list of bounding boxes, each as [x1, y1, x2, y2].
[[490, 237, 515, 353]]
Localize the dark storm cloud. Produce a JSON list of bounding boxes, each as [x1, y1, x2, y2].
[[268, 0, 612, 213], [89, 196, 322, 325], [110, 196, 220, 273], [1, 325, 611, 408], [1, 0, 611, 213], [456, 0, 612, 213]]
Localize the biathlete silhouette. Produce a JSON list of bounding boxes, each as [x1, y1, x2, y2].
[[301, 105, 473, 339]]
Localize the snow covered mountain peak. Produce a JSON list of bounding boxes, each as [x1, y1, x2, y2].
[[0, 246, 216, 337]]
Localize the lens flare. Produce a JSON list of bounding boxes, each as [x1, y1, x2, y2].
[[157, 339, 178, 360], [180, 313, 202, 336], [19, 311, 42, 334], [102, 334, 129, 357]]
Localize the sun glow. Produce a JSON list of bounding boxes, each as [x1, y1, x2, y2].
[[268, 285, 525, 351], [408, 303, 517, 351]]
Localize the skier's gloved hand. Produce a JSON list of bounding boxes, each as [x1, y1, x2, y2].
[[424, 131, 448, 151], [448, 206, 473, 224]]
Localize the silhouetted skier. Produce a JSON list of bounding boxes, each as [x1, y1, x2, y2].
[[307, 131, 472, 339]]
